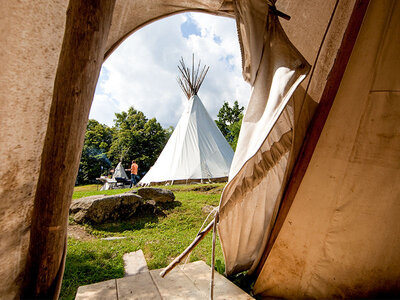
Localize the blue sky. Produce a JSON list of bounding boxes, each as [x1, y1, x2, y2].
[[90, 13, 251, 128], [180, 15, 201, 38]]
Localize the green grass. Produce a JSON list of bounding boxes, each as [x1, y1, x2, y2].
[[61, 183, 226, 299], [72, 185, 131, 199]]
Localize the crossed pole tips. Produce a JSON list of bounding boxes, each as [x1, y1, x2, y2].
[[177, 54, 210, 100]]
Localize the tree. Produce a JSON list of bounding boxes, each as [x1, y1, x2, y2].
[[108, 107, 169, 175], [228, 115, 243, 151], [84, 119, 113, 151], [76, 120, 113, 185], [76, 108, 169, 185], [215, 101, 244, 150]]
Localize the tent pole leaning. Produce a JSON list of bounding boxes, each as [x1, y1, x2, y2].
[[160, 218, 215, 277]]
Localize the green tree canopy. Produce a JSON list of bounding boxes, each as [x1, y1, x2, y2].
[[76, 120, 113, 185], [108, 107, 169, 174], [85, 119, 113, 150], [215, 100, 244, 150], [76, 108, 169, 185]]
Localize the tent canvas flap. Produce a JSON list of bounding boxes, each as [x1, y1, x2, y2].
[[218, 0, 310, 275]]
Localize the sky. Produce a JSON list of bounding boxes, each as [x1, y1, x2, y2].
[[90, 12, 252, 128]]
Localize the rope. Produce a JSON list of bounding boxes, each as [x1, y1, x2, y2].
[[210, 212, 219, 300]]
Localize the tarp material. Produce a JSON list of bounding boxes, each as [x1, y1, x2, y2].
[[139, 95, 234, 185], [218, 0, 310, 275], [254, 0, 400, 297]]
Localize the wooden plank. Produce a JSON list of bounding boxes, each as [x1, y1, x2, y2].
[[150, 266, 205, 299], [75, 261, 253, 300], [181, 261, 254, 300], [123, 250, 149, 276], [255, 0, 370, 276], [117, 272, 161, 300], [21, 1, 117, 299], [75, 279, 117, 300]]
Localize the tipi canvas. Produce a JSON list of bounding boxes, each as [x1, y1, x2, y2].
[[100, 162, 129, 190], [112, 162, 128, 179], [140, 57, 234, 185]]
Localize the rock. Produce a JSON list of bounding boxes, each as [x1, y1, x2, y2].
[[124, 190, 138, 194], [101, 237, 127, 241], [135, 201, 166, 217], [202, 205, 217, 214], [137, 187, 175, 203], [70, 193, 143, 224], [146, 200, 156, 206]]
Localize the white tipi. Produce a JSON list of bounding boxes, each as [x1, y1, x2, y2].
[[139, 56, 234, 185], [112, 162, 128, 179], [99, 162, 129, 190]]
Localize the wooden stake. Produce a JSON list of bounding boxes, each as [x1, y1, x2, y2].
[[210, 214, 218, 299], [21, 1, 116, 298]]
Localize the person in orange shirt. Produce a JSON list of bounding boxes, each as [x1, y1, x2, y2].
[[130, 160, 139, 188]]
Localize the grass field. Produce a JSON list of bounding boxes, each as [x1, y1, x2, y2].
[[61, 183, 226, 299]]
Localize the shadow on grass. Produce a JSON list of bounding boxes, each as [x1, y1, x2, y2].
[[155, 200, 182, 210], [60, 251, 124, 300], [227, 272, 256, 296], [89, 201, 182, 233]]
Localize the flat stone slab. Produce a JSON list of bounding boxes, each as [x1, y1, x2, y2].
[[202, 205, 217, 214], [123, 250, 149, 276], [101, 237, 126, 241]]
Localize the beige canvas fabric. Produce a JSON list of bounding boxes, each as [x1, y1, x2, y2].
[[217, 0, 310, 275], [0, 1, 69, 297], [254, 0, 400, 297], [0, 2, 233, 298], [106, 0, 235, 58], [1, 0, 393, 298], [216, 0, 359, 277], [0, 2, 234, 298], [0, 2, 235, 298]]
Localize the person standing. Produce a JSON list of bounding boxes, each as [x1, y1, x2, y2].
[[130, 160, 139, 188]]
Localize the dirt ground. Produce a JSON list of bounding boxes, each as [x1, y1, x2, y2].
[[68, 224, 96, 241]]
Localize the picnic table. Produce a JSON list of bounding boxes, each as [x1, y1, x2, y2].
[[96, 177, 118, 190]]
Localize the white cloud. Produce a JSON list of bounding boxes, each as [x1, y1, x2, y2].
[[90, 12, 251, 128]]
